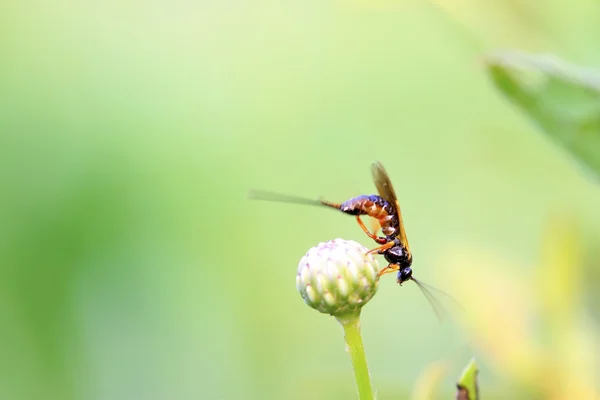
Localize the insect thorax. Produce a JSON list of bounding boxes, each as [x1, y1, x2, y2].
[[384, 245, 412, 267]]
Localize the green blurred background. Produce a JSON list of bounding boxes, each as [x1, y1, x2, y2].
[[2, 0, 600, 399]]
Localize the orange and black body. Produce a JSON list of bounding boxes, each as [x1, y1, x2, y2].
[[322, 195, 398, 237], [249, 162, 413, 281], [320, 195, 413, 272]]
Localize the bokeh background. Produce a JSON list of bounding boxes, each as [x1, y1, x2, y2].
[[2, 1, 600, 399]]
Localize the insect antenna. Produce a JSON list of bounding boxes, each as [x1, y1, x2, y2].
[[411, 277, 463, 323]]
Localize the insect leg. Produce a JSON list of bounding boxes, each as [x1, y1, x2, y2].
[[355, 216, 387, 244], [367, 240, 395, 255], [377, 263, 400, 278]]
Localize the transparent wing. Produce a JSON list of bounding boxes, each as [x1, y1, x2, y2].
[[368, 215, 381, 237], [248, 189, 322, 206], [411, 277, 463, 323], [371, 162, 410, 252]]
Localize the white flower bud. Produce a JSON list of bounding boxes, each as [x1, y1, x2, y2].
[[296, 239, 380, 317]]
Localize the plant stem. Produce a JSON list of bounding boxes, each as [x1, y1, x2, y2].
[[337, 314, 374, 400]]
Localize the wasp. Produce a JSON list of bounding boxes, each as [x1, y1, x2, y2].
[[250, 161, 454, 320]]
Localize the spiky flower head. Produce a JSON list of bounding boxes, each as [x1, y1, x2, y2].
[[296, 239, 380, 318]]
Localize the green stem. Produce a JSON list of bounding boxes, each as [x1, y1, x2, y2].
[[337, 314, 374, 400]]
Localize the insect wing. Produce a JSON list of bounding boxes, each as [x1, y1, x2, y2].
[[411, 277, 463, 323], [248, 189, 322, 206], [371, 162, 410, 252]]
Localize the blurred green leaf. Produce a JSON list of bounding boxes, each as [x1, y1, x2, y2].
[[456, 358, 478, 400], [486, 51, 600, 181]]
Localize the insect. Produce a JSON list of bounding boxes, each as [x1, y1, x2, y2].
[[249, 161, 456, 320]]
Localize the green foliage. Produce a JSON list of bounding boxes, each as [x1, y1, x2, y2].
[[486, 51, 600, 181], [456, 358, 479, 400]]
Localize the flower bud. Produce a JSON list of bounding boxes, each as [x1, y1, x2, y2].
[[296, 239, 380, 317]]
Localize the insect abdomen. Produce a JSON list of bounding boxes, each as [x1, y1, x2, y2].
[[336, 195, 398, 237]]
